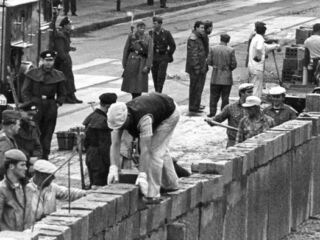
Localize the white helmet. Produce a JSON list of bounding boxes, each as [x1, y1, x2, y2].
[[0, 94, 7, 106]]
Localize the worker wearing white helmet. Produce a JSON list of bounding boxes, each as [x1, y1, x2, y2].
[[263, 86, 297, 126]]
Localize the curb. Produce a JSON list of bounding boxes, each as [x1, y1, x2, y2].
[[73, 0, 217, 35]]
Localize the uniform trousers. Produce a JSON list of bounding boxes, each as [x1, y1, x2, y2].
[[209, 84, 232, 116], [34, 99, 57, 160], [188, 71, 206, 111], [147, 106, 180, 198], [152, 59, 168, 93], [63, 0, 76, 14]]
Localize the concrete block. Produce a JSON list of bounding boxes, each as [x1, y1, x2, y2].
[[179, 179, 202, 209], [131, 212, 140, 240], [199, 200, 226, 240], [146, 197, 172, 232], [297, 114, 320, 136], [234, 143, 257, 172], [191, 163, 199, 173], [267, 154, 292, 240], [167, 222, 186, 240], [42, 215, 87, 240], [178, 207, 200, 240], [32, 221, 72, 240], [145, 226, 167, 240], [190, 174, 223, 203], [306, 93, 320, 112], [104, 224, 119, 240], [223, 179, 247, 240], [310, 136, 320, 216], [198, 159, 233, 185], [166, 186, 190, 220], [247, 165, 270, 240], [291, 143, 312, 229], [0, 231, 39, 240], [139, 208, 149, 237]]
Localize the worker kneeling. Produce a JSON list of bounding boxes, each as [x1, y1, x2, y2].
[[107, 93, 179, 202]]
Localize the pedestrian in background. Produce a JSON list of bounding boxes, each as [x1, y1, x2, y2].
[[207, 34, 237, 117], [22, 50, 66, 160], [122, 21, 153, 99], [63, 0, 77, 16], [186, 21, 207, 115], [263, 86, 297, 126], [150, 16, 176, 93], [82, 93, 117, 187], [248, 22, 280, 97], [0, 110, 21, 180], [206, 83, 253, 147], [0, 149, 28, 231], [54, 17, 82, 104], [236, 96, 274, 143]]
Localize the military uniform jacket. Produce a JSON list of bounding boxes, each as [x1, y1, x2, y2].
[[185, 30, 207, 74], [22, 66, 66, 105], [53, 30, 72, 66], [0, 130, 17, 179], [149, 28, 176, 62]]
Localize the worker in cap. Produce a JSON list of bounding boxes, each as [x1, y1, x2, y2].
[[263, 86, 297, 126], [206, 83, 253, 147], [16, 102, 42, 176], [149, 15, 176, 94], [236, 96, 275, 143], [0, 111, 21, 180], [107, 93, 182, 203], [207, 32, 237, 118], [82, 93, 118, 187], [54, 15, 81, 104], [248, 20, 280, 97], [0, 149, 27, 231], [22, 49, 66, 160], [24, 160, 86, 228]]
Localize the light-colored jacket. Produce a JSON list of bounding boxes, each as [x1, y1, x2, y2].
[[25, 180, 86, 228], [207, 43, 237, 85]]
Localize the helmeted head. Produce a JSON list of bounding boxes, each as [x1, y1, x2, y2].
[[269, 86, 286, 107], [242, 96, 261, 118], [4, 149, 27, 179], [107, 102, 128, 130]]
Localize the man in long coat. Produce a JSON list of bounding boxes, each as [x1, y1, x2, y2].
[[122, 21, 153, 99]]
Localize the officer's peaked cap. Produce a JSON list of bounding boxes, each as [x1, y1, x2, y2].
[[19, 101, 38, 111], [40, 50, 57, 59]]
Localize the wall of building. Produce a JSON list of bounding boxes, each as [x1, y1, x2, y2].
[[2, 94, 320, 240]]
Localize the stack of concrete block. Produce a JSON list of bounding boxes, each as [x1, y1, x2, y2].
[[0, 231, 38, 240], [282, 46, 305, 82], [306, 93, 320, 112], [296, 26, 313, 45]]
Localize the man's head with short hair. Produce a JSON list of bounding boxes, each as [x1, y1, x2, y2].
[[220, 34, 230, 43], [152, 16, 163, 31], [136, 21, 146, 34], [255, 21, 267, 35], [194, 21, 205, 34], [204, 20, 213, 35], [313, 23, 320, 34]]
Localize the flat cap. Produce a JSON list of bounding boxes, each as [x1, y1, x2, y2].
[[40, 50, 57, 59], [242, 96, 261, 107], [60, 16, 72, 27], [152, 16, 163, 24], [2, 110, 21, 124], [19, 101, 38, 112], [238, 83, 254, 92], [0, 94, 7, 106], [107, 102, 128, 130], [99, 93, 117, 105], [34, 160, 57, 174], [5, 149, 27, 162], [269, 86, 286, 95]]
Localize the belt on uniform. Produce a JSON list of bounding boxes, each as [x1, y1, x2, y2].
[[40, 95, 55, 100]]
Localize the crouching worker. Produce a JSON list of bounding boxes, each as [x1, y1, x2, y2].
[[83, 93, 117, 187], [107, 93, 179, 203], [25, 160, 86, 228], [0, 149, 28, 231]]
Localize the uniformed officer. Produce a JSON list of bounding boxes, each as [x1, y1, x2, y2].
[[54, 17, 82, 103], [150, 16, 176, 93], [263, 86, 297, 126], [82, 93, 117, 187], [15, 102, 42, 176], [22, 50, 66, 160], [0, 110, 21, 179], [0, 149, 28, 231]]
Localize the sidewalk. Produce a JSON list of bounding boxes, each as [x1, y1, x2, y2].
[[57, 0, 219, 35]]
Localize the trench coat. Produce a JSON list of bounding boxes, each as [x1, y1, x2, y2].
[[121, 32, 153, 94]]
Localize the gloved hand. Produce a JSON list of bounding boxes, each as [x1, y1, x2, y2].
[[107, 165, 119, 184], [142, 66, 150, 74], [204, 118, 215, 127], [135, 172, 148, 196]]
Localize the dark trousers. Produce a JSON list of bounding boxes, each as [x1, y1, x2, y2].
[[34, 99, 58, 159], [86, 147, 110, 186], [189, 71, 206, 111], [160, 0, 167, 7], [132, 93, 141, 99], [152, 60, 168, 93], [63, 0, 76, 14], [54, 56, 76, 96], [209, 84, 232, 116]]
